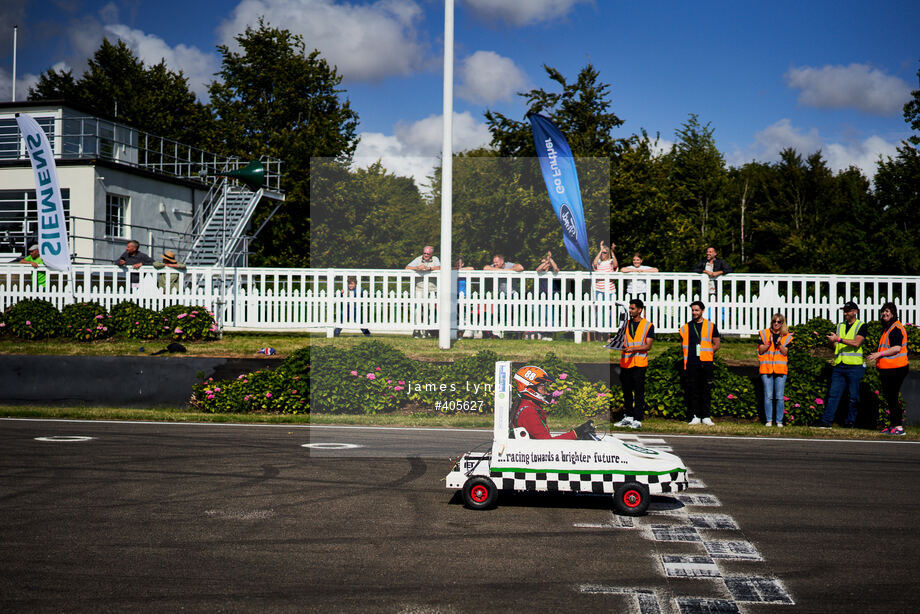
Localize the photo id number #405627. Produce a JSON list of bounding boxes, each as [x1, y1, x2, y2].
[[435, 399, 485, 412]]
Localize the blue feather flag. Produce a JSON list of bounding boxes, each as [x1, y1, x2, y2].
[[527, 113, 592, 270]]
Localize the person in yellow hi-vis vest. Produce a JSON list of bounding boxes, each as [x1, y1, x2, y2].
[[613, 299, 655, 430], [680, 300, 721, 426], [868, 302, 909, 436], [817, 301, 867, 428], [757, 314, 793, 427]]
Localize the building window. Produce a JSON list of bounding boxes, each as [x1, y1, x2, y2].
[[0, 189, 71, 252], [105, 194, 128, 238], [0, 116, 56, 160]]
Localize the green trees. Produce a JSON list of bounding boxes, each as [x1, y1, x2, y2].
[[209, 20, 360, 267], [27, 41, 920, 275], [872, 61, 920, 275], [29, 39, 212, 147]]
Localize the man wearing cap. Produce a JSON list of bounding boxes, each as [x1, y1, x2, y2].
[[817, 301, 867, 428], [153, 249, 186, 292], [18, 244, 45, 287]]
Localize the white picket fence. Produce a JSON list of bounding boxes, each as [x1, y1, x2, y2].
[[1, 265, 917, 338]]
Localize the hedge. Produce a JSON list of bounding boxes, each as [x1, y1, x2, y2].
[[0, 299, 217, 341]]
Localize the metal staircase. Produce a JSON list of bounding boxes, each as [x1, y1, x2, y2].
[[181, 176, 283, 267]]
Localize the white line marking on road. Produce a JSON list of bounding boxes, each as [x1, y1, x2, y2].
[[704, 541, 763, 561], [34, 435, 94, 442], [687, 514, 739, 530], [723, 576, 794, 604], [675, 597, 741, 613], [301, 442, 362, 449], [650, 525, 703, 542], [661, 555, 722, 578], [577, 585, 662, 613], [5, 418, 918, 444], [677, 494, 721, 506]]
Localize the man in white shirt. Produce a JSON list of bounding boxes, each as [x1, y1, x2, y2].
[[406, 246, 440, 338]]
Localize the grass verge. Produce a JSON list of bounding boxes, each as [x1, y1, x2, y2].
[[2, 405, 915, 440]]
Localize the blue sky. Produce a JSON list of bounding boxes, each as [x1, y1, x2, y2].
[[2, 0, 917, 186]]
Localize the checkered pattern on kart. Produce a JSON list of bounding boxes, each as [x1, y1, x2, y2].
[[490, 470, 687, 494]]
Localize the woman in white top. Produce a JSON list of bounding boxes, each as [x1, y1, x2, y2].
[[620, 252, 658, 296]]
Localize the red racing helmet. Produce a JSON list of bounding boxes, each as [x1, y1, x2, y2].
[[513, 365, 554, 404]]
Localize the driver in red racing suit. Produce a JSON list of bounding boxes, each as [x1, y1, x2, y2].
[[512, 366, 595, 440]]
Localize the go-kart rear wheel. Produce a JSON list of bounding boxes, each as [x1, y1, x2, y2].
[[614, 481, 650, 516], [462, 476, 497, 510]]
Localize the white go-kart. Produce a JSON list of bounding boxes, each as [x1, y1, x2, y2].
[[446, 362, 688, 515]]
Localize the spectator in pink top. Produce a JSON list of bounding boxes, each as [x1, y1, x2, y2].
[[592, 241, 617, 340]]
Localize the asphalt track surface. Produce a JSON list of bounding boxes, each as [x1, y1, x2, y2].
[[1, 419, 918, 613]]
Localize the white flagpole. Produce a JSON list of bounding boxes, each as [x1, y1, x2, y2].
[[438, 0, 455, 349], [12, 26, 17, 101]]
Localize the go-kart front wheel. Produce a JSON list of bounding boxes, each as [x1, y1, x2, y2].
[[462, 476, 497, 510], [614, 481, 650, 516]]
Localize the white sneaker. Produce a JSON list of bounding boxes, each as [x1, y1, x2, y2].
[[765, 421, 773, 427], [629, 420, 642, 429], [688, 417, 701, 425], [776, 423, 783, 428], [702, 418, 715, 426], [614, 417, 634, 427]]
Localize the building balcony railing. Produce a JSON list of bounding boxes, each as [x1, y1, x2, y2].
[[0, 111, 282, 190], [1, 266, 917, 340]]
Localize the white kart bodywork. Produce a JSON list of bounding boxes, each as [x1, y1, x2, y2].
[[446, 362, 688, 498]]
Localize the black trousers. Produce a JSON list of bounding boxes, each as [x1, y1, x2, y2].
[[879, 366, 909, 426], [683, 362, 714, 419], [620, 366, 647, 422]]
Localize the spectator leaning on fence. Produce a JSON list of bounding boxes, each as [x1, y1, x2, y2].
[[115, 240, 153, 269], [592, 240, 617, 341], [153, 250, 186, 292], [620, 252, 658, 297], [680, 300, 721, 426], [483, 253, 523, 295], [406, 245, 440, 338], [693, 246, 732, 296], [614, 299, 655, 430], [533, 251, 560, 341], [758, 313, 793, 427], [868, 302, 909, 436], [18, 244, 45, 287], [817, 301, 867, 429]]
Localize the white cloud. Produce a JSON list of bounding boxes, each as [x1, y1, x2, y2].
[[823, 135, 899, 178], [457, 51, 529, 104], [733, 118, 899, 179], [784, 63, 912, 116], [464, 0, 591, 26], [353, 111, 492, 189], [217, 0, 426, 82], [649, 137, 674, 158], [103, 24, 218, 98], [750, 118, 823, 160], [38, 10, 218, 100], [0, 67, 43, 102]]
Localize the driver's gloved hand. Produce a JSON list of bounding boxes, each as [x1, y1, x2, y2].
[[573, 420, 596, 440]]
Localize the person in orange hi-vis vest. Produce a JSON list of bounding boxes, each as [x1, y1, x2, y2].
[[868, 302, 910, 436], [680, 300, 721, 426], [757, 314, 793, 427], [613, 299, 655, 430]]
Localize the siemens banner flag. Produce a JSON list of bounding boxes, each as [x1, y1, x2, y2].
[[527, 113, 591, 270], [16, 113, 70, 272]]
